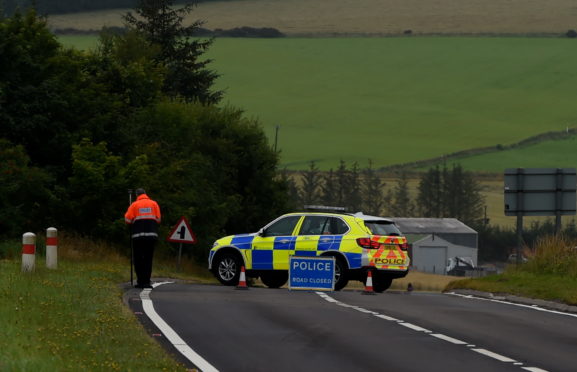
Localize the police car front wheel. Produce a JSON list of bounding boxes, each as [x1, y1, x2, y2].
[[215, 253, 242, 286], [260, 271, 288, 288], [333, 258, 349, 291]]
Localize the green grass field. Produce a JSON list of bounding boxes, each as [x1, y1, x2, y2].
[[59, 35, 577, 171], [430, 135, 577, 172]]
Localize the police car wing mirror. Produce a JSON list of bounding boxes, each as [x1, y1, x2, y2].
[[257, 228, 265, 237]]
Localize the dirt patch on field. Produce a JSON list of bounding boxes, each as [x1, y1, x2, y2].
[[47, 0, 577, 36]]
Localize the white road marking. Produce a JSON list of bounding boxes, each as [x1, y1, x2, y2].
[[472, 348, 517, 362], [374, 314, 400, 322], [446, 292, 577, 319], [399, 322, 432, 333], [430, 333, 467, 345], [140, 283, 219, 372], [316, 292, 549, 372]]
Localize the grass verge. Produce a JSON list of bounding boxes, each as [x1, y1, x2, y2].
[[447, 234, 577, 305], [0, 234, 216, 372]]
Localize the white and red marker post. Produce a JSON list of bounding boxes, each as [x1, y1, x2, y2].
[[22, 232, 36, 272], [46, 227, 58, 269]]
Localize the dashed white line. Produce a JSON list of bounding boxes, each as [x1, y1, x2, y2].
[[316, 292, 549, 372], [140, 283, 219, 372], [472, 348, 517, 363], [374, 314, 400, 322], [430, 333, 467, 345], [399, 322, 432, 333]]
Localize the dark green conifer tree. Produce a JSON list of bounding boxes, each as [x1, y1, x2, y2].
[[124, 0, 222, 104]]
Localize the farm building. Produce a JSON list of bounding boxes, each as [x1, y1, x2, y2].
[[391, 218, 478, 275]]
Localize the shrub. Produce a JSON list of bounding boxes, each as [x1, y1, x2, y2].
[[522, 234, 577, 275]]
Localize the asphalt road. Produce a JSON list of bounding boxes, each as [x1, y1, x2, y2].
[[127, 283, 577, 372]]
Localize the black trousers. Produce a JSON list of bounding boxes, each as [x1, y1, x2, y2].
[[133, 237, 156, 286]]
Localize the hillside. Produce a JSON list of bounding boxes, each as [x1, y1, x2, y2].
[[47, 0, 577, 36]]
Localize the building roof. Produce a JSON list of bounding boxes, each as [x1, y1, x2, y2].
[[391, 218, 477, 235]]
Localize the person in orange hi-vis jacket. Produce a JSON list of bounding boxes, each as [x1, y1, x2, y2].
[[125, 188, 161, 289]]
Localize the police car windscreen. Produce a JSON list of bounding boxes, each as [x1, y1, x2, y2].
[[364, 221, 402, 236]]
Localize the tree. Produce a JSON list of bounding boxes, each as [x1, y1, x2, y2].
[[320, 169, 338, 207], [299, 161, 322, 206], [360, 160, 387, 216], [417, 166, 442, 217], [125, 101, 290, 259], [0, 139, 54, 236], [389, 172, 414, 217], [417, 164, 485, 225], [123, 0, 222, 104], [346, 162, 363, 212]]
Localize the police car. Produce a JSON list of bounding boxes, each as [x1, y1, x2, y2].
[[209, 210, 410, 292]]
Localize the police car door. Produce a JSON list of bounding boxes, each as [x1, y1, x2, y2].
[[295, 215, 332, 256], [252, 215, 301, 270]]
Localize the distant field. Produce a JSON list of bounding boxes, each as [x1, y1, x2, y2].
[[429, 135, 577, 172], [59, 36, 577, 171], [208, 37, 577, 170], [47, 0, 577, 36]]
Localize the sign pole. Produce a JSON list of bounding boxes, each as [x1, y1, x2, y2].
[[515, 169, 524, 265], [128, 189, 134, 286], [178, 243, 183, 270], [555, 168, 563, 234]]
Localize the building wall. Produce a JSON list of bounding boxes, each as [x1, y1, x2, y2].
[[411, 235, 478, 274]]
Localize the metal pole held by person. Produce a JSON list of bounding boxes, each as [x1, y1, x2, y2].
[[128, 189, 134, 286]]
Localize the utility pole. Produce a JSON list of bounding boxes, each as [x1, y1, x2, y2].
[[274, 125, 280, 153]]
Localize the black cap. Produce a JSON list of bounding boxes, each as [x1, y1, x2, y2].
[[135, 188, 146, 196]]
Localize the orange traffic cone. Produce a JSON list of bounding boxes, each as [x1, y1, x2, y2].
[[362, 270, 375, 295], [236, 266, 249, 290]]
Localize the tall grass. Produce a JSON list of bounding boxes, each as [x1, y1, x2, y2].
[[523, 234, 577, 276], [447, 234, 577, 304]]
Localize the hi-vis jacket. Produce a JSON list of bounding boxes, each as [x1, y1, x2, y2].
[[125, 194, 161, 239]]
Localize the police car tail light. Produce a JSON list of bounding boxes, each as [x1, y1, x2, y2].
[[356, 238, 380, 249], [399, 242, 409, 251]]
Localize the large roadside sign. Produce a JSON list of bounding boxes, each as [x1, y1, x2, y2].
[[504, 168, 576, 216], [289, 256, 335, 291]]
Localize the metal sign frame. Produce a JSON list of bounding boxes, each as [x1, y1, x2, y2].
[[504, 168, 576, 264], [504, 168, 576, 217]]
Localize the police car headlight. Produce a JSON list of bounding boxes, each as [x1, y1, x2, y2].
[[212, 241, 219, 248]]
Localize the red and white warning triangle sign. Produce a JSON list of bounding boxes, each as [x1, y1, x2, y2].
[[167, 216, 197, 244]]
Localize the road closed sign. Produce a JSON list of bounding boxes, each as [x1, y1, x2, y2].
[[289, 256, 335, 291]]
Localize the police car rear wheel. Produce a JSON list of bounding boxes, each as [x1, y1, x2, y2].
[[334, 258, 349, 291], [260, 271, 288, 288], [215, 253, 241, 286], [373, 276, 392, 293]]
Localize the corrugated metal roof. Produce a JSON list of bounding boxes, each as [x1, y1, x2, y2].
[[391, 218, 477, 235]]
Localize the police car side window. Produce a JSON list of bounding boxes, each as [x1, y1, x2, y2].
[[299, 216, 329, 235], [329, 217, 349, 235], [264, 216, 300, 237]]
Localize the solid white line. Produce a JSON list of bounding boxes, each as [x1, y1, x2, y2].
[[446, 292, 577, 318], [140, 285, 219, 372], [430, 333, 467, 345], [472, 348, 517, 363]]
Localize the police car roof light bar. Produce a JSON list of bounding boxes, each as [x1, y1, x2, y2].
[[303, 205, 347, 213]]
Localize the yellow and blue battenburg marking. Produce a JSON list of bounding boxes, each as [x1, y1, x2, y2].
[[210, 227, 410, 272]]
